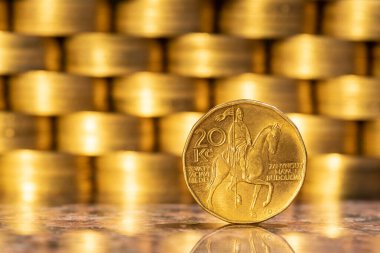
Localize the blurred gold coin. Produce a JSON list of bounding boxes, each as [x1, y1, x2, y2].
[[116, 0, 204, 37], [112, 72, 209, 117], [271, 34, 355, 79], [316, 75, 380, 120], [168, 33, 252, 77], [214, 73, 301, 113], [183, 100, 306, 223], [323, 0, 380, 41], [288, 113, 357, 155], [65, 33, 161, 77], [96, 151, 185, 204], [13, 0, 97, 36], [9, 71, 105, 116], [300, 154, 380, 200], [0, 31, 46, 74], [0, 112, 52, 152], [58, 111, 154, 156], [0, 150, 90, 204], [219, 0, 304, 38], [159, 112, 203, 156]]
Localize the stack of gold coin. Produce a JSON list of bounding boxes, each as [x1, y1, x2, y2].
[[96, 151, 185, 204], [322, 0, 380, 41], [112, 72, 209, 117], [214, 73, 302, 113], [219, 0, 304, 38], [0, 31, 46, 74], [116, 0, 206, 37], [9, 71, 107, 116], [362, 119, 380, 158], [168, 33, 252, 77], [316, 75, 380, 120], [271, 34, 355, 79], [13, 0, 97, 36], [0, 0, 8, 31], [300, 154, 380, 200], [57, 111, 154, 156], [65, 33, 161, 77], [0, 112, 52, 152], [0, 150, 91, 204], [159, 112, 203, 156], [287, 113, 357, 155]]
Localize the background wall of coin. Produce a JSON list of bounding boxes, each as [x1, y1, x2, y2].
[[0, 0, 379, 206]]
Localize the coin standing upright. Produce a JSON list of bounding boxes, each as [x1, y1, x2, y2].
[[183, 100, 307, 223]]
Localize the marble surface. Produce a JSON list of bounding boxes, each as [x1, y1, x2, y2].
[[0, 201, 378, 253]]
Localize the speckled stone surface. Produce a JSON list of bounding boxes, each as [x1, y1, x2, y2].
[[0, 201, 378, 252]]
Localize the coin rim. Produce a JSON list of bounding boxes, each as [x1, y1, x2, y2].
[[182, 99, 307, 223]]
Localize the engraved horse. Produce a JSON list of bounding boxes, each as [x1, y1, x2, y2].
[[206, 124, 281, 213]]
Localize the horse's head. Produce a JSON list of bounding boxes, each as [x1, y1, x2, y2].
[[266, 123, 281, 154]]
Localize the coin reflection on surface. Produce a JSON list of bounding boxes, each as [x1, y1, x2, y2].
[[159, 231, 204, 253], [8, 205, 42, 235], [191, 225, 294, 253], [61, 230, 108, 253]]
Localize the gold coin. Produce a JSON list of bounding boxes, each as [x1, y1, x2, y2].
[[183, 100, 307, 223]]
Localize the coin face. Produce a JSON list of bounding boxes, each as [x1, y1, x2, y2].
[[191, 225, 294, 253], [183, 100, 307, 223]]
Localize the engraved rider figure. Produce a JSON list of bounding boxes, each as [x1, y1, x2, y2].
[[225, 108, 252, 180]]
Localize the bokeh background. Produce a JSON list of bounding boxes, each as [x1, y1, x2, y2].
[[0, 0, 379, 213]]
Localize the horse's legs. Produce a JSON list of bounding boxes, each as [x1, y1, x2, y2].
[[250, 184, 262, 212], [250, 179, 273, 207], [206, 160, 230, 209]]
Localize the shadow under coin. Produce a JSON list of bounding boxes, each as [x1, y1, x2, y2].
[[191, 225, 294, 253]]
